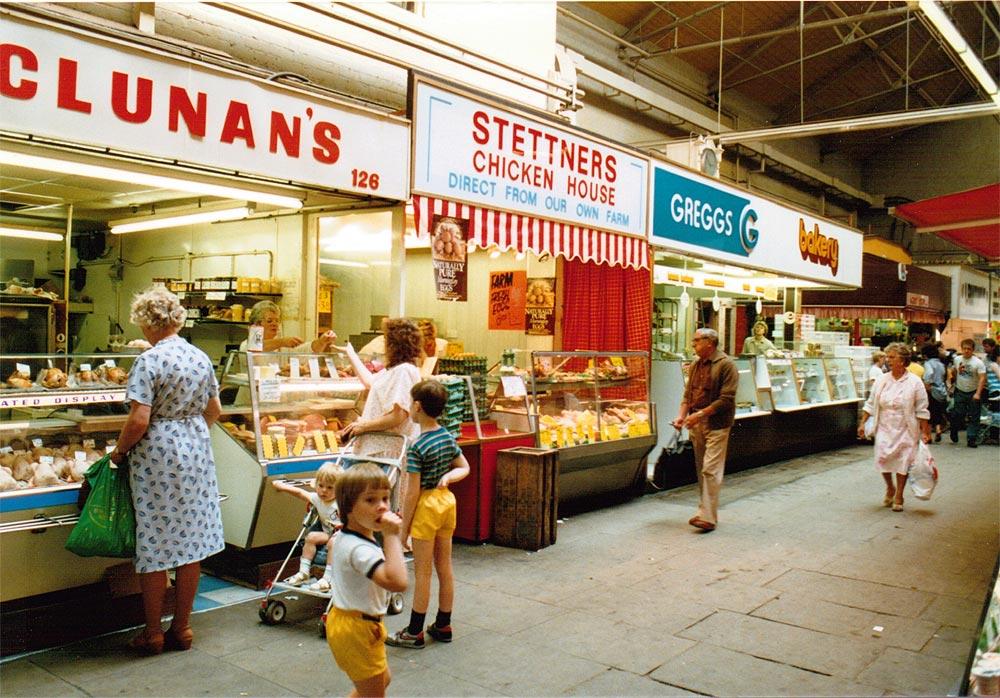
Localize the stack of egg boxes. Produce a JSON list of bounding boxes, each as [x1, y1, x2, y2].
[[433, 376, 467, 439], [437, 356, 488, 422]]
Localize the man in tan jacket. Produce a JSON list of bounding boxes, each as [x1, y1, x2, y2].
[[672, 328, 738, 532]]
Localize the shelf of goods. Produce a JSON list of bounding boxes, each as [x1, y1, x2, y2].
[[176, 289, 283, 327], [0, 353, 136, 604], [489, 351, 656, 502], [213, 350, 365, 552]]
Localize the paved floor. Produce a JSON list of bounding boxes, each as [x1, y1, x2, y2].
[[2, 441, 997, 697]]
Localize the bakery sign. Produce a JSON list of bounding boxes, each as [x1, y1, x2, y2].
[[412, 79, 647, 236], [0, 15, 409, 199], [649, 159, 862, 288]]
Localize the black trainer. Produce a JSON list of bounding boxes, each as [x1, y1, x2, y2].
[[950, 430, 959, 443], [426, 623, 452, 643]]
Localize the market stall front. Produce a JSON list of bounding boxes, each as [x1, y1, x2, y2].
[[409, 76, 655, 511], [0, 7, 409, 638], [645, 158, 866, 487]]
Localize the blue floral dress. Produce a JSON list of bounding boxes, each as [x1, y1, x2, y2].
[[126, 335, 225, 573]]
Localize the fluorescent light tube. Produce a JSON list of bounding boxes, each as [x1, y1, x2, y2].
[[0, 151, 303, 210], [319, 258, 369, 268], [919, 0, 998, 102], [110, 206, 250, 234], [0, 226, 64, 241]]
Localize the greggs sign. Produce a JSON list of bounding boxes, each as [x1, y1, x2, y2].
[[0, 16, 409, 199], [649, 159, 861, 287]]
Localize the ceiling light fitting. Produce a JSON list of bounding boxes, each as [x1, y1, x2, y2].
[[918, 0, 1000, 105], [0, 151, 304, 210], [110, 206, 251, 234], [0, 225, 64, 242], [319, 258, 369, 268]]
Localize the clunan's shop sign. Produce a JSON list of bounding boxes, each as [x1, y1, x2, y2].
[[649, 160, 862, 288], [412, 80, 647, 236], [0, 17, 409, 200]]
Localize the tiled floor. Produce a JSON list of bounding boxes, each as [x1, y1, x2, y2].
[[191, 575, 263, 613], [1, 440, 997, 697]]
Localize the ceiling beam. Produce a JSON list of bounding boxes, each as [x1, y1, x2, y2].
[[645, 6, 912, 58], [628, 2, 729, 46]]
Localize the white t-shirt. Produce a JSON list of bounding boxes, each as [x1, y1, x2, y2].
[[360, 362, 421, 444], [868, 365, 884, 384], [952, 355, 985, 393], [308, 492, 340, 535], [329, 528, 388, 615]]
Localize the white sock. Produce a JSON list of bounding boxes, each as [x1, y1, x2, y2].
[[323, 563, 333, 581], [299, 558, 312, 575]]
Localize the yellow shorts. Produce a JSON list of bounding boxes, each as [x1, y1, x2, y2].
[[325, 607, 387, 682], [409, 488, 457, 541]]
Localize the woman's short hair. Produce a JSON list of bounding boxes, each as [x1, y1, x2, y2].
[[248, 300, 280, 325], [384, 317, 423, 367], [335, 462, 390, 521], [130, 287, 186, 331], [752, 320, 768, 334], [884, 342, 911, 366], [871, 351, 886, 363]]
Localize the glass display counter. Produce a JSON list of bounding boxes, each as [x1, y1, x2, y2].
[[526, 351, 656, 501], [733, 357, 770, 419], [824, 358, 859, 402], [0, 353, 138, 603], [765, 359, 802, 410], [795, 357, 831, 405], [214, 351, 364, 549]]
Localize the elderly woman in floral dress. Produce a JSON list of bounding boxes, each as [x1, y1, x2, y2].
[[111, 287, 225, 654], [858, 342, 931, 512]]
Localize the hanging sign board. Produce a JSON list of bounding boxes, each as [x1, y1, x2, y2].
[[488, 270, 526, 331], [432, 215, 469, 301], [648, 160, 863, 288], [0, 16, 409, 200], [525, 277, 557, 336], [412, 79, 647, 236]]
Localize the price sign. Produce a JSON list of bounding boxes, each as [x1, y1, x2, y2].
[[75, 450, 87, 462], [324, 357, 337, 378], [16, 363, 30, 375], [500, 375, 527, 397], [205, 291, 227, 301], [80, 363, 92, 372], [104, 359, 117, 368], [308, 358, 322, 379], [289, 358, 301, 379], [39, 455, 54, 465], [259, 378, 281, 403], [0, 446, 12, 454], [32, 438, 43, 448]]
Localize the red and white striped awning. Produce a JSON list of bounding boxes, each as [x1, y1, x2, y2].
[[412, 195, 649, 270]]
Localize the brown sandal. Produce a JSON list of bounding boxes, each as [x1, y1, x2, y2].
[[129, 629, 164, 655], [164, 626, 194, 651]]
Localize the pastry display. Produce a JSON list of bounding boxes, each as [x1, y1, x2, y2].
[[6, 371, 33, 389], [0, 440, 109, 491]]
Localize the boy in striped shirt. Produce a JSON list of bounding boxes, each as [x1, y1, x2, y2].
[[386, 380, 470, 648]]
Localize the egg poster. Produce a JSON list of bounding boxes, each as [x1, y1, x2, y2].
[[525, 277, 557, 336], [431, 214, 469, 301]]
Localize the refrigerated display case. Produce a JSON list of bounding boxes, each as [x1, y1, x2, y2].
[[795, 357, 832, 405], [522, 351, 656, 501], [765, 359, 802, 409], [733, 357, 770, 419], [213, 351, 364, 550], [0, 353, 138, 603], [823, 358, 860, 402]]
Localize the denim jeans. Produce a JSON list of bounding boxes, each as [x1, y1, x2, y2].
[[950, 389, 981, 443]]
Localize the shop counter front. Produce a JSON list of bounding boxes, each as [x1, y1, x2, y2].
[[451, 422, 535, 543], [651, 355, 861, 489]]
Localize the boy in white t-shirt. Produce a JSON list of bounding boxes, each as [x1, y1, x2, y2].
[[272, 462, 343, 590], [948, 338, 986, 447], [325, 463, 407, 698]]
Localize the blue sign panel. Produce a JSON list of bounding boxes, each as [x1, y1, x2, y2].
[[651, 167, 758, 257]]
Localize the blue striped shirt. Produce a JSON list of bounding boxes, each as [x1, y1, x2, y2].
[[407, 427, 461, 490]]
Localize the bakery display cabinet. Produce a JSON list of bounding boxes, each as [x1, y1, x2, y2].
[[527, 351, 656, 501], [733, 357, 770, 419], [0, 353, 138, 603], [823, 358, 860, 402], [765, 359, 802, 410], [794, 357, 832, 405], [213, 351, 364, 550]]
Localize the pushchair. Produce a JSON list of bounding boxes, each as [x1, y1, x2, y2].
[[976, 373, 1000, 445], [258, 432, 408, 635]]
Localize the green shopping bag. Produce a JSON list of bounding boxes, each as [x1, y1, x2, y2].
[[65, 454, 136, 558]]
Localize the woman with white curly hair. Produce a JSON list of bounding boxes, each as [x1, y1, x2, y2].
[[110, 287, 225, 655]]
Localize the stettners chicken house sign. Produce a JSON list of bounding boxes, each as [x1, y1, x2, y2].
[[0, 16, 409, 200]]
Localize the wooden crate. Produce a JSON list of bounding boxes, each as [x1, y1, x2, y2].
[[493, 447, 558, 551]]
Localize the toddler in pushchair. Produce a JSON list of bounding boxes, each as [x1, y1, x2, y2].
[[259, 432, 408, 629]]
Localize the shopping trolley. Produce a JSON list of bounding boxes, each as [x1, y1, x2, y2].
[[258, 431, 408, 634]]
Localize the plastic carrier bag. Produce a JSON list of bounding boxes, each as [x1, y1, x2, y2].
[[908, 441, 939, 501], [65, 454, 136, 558]]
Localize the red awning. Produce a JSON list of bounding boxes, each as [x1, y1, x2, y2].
[[892, 183, 1000, 261], [413, 195, 649, 270]]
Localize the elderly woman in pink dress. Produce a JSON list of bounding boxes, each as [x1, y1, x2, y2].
[[858, 342, 931, 512]]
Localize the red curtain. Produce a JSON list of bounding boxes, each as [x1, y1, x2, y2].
[[561, 259, 650, 354]]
